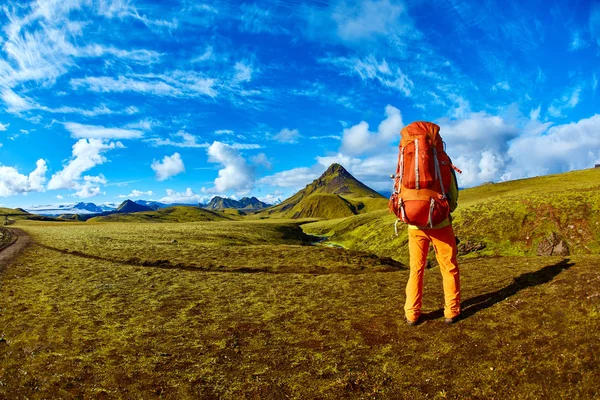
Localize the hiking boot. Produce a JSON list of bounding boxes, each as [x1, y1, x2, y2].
[[445, 315, 460, 325], [406, 317, 420, 326]]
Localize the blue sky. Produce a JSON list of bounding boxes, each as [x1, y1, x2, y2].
[[0, 0, 599, 207]]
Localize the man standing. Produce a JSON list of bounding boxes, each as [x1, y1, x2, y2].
[[389, 121, 461, 325]]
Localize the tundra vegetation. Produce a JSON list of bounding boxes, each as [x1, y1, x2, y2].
[[0, 166, 599, 399]]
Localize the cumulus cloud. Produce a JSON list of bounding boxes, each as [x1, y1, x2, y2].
[[257, 167, 319, 189], [0, 159, 48, 196], [274, 128, 300, 143], [505, 114, 600, 179], [64, 122, 144, 139], [207, 142, 254, 193], [251, 153, 272, 169], [73, 175, 107, 198], [341, 105, 403, 155], [151, 153, 185, 181], [257, 191, 285, 205], [48, 139, 123, 191], [118, 190, 154, 198], [316, 153, 361, 170], [159, 188, 210, 204]]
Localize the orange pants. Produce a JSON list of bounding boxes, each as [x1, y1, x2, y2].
[[405, 224, 460, 321]]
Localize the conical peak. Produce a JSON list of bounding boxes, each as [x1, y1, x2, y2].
[[322, 163, 350, 178]]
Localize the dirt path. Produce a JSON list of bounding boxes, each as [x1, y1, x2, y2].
[[0, 228, 31, 273]]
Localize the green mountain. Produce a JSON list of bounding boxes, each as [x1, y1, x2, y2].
[[116, 200, 153, 213], [0, 207, 30, 216], [303, 167, 600, 263], [262, 163, 387, 219]]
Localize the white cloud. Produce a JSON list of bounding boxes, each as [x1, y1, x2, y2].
[[251, 153, 272, 169], [77, 44, 161, 63], [0, 123, 9, 131], [505, 114, 600, 179], [492, 82, 511, 91], [257, 167, 318, 189], [74, 185, 102, 198], [191, 46, 214, 63], [1, 88, 35, 113], [151, 153, 185, 181], [341, 105, 403, 155], [310, 135, 342, 140], [569, 31, 590, 51], [48, 139, 123, 190], [316, 153, 361, 170], [0, 159, 48, 196], [331, 0, 408, 42], [547, 86, 582, 118], [530, 106, 541, 121], [215, 129, 234, 135], [230, 143, 263, 150], [70, 72, 218, 98], [148, 131, 209, 148], [593, 74, 598, 92], [118, 190, 154, 198], [159, 188, 210, 204], [233, 62, 253, 82], [64, 122, 144, 140], [320, 56, 413, 96], [274, 128, 300, 143], [257, 191, 284, 205], [207, 142, 254, 193], [73, 175, 107, 198], [56, 195, 64, 199]]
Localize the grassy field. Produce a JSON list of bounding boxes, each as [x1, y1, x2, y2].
[[1, 221, 599, 398], [88, 206, 233, 223], [1, 169, 600, 398]]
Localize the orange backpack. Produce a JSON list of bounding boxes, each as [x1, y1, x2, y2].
[[389, 121, 459, 228]]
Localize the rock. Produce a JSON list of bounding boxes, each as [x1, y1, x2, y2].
[[537, 232, 570, 256], [457, 240, 486, 255], [171, 239, 178, 243]]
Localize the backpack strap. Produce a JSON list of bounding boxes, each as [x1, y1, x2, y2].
[[414, 138, 420, 190], [432, 148, 446, 199]]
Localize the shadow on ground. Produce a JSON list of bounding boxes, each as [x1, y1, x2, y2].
[[421, 258, 575, 322]]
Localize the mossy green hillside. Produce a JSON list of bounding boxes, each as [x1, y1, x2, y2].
[[262, 163, 387, 219], [303, 168, 600, 261]]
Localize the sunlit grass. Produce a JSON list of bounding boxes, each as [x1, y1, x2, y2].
[[1, 231, 598, 398]]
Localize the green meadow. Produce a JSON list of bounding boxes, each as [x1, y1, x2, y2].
[[1, 168, 599, 399]]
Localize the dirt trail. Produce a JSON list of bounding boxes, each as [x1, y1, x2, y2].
[[0, 228, 31, 273]]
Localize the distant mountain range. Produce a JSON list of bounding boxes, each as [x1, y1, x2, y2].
[[204, 196, 270, 210], [24, 196, 273, 216]]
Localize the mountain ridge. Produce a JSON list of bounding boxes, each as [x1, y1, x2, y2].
[[205, 196, 270, 210]]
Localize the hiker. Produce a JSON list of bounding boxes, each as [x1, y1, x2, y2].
[[389, 121, 461, 325]]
